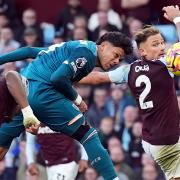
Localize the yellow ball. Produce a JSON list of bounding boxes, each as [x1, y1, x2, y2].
[[166, 42, 180, 76]]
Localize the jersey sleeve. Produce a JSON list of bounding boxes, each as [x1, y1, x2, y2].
[[159, 56, 174, 78], [0, 47, 46, 65], [26, 132, 36, 165], [50, 47, 95, 101], [108, 64, 130, 84]]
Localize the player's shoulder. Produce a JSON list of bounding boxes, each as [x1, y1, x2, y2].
[[69, 40, 97, 56]]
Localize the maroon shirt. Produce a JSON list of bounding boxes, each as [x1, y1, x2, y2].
[[37, 126, 80, 166], [128, 60, 180, 145], [0, 76, 17, 124]]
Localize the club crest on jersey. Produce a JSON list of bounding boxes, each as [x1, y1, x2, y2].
[[76, 57, 87, 68]]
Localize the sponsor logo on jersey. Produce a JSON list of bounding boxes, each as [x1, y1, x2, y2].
[[75, 57, 87, 68]]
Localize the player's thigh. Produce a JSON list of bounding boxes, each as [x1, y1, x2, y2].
[[47, 161, 79, 180], [0, 113, 24, 149], [28, 81, 85, 136], [150, 139, 180, 180]]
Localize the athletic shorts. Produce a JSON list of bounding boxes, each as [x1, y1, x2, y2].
[[46, 161, 79, 180], [0, 79, 85, 148], [142, 138, 180, 180]]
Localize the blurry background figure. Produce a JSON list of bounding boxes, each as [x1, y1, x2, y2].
[[0, 26, 20, 55], [121, 0, 151, 24], [16, 8, 43, 46], [126, 17, 143, 63], [106, 84, 135, 129], [86, 87, 109, 129], [72, 27, 88, 40], [98, 116, 118, 149], [88, 0, 122, 31], [107, 136, 122, 152], [73, 15, 92, 40], [91, 11, 120, 41], [119, 106, 138, 152], [83, 166, 99, 180], [53, 31, 65, 44], [21, 27, 41, 47], [109, 146, 137, 180], [55, 0, 88, 39], [128, 121, 144, 172], [142, 164, 158, 180]]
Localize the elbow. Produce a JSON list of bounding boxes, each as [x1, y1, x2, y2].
[[50, 75, 66, 88], [5, 71, 20, 86]]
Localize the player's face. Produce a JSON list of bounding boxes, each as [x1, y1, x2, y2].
[[139, 33, 166, 60], [98, 41, 125, 70]]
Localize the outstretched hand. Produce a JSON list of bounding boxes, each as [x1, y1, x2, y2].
[[163, 5, 180, 22]]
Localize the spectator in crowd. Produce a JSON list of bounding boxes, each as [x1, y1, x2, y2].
[[107, 136, 122, 152], [106, 84, 135, 129], [16, 8, 43, 46], [129, 121, 144, 171], [88, 0, 122, 31], [86, 86, 109, 129], [142, 164, 158, 180], [0, 26, 20, 55], [109, 146, 137, 180], [83, 166, 99, 180], [73, 15, 92, 40], [55, 0, 88, 39], [92, 11, 120, 41], [21, 27, 42, 47], [72, 27, 88, 40], [119, 105, 138, 152], [0, 13, 9, 30], [98, 116, 118, 149], [121, 0, 151, 24], [53, 30, 66, 44]]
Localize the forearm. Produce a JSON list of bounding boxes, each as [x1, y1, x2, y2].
[[79, 71, 110, 85], [5, 71, 28, 109], [0, 47, 44, 65]]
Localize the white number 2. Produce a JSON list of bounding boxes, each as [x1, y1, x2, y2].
[[135, 75, 154, 109]]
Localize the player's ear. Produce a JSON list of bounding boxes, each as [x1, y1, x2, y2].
[[139, 48, 146, 57]]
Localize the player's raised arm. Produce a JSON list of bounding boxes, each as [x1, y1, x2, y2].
[[79, 64, 130, 85], [79, 71, 111, 85], [0, 47, 46, 65], [162, 5, 180, 41]]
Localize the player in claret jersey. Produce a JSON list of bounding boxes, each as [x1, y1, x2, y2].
[[80, 5, 180, 180], [0, 70, 39, 158], [0, 32, 133, 180]]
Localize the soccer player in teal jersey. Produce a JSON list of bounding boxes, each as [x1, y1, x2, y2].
[[0, 32, 133, 180]]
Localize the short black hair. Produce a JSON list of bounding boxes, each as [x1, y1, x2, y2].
[[96, 31, 133, 55]]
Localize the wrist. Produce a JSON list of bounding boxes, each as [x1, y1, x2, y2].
[[21, 105, 33, 116], [74, 94, 82, 105], [173, 17, 180, 24]]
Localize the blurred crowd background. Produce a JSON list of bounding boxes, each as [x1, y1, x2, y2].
[[0, 0, 180, 180]]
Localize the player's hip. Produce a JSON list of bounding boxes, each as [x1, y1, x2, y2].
[[142, 138, 180, 180], [46, 161, 79, 180]]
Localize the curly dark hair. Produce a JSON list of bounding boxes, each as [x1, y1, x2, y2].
[[96, 31, 133, 55]]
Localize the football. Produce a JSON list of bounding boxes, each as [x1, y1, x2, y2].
[[166, 42, 180, 76]]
